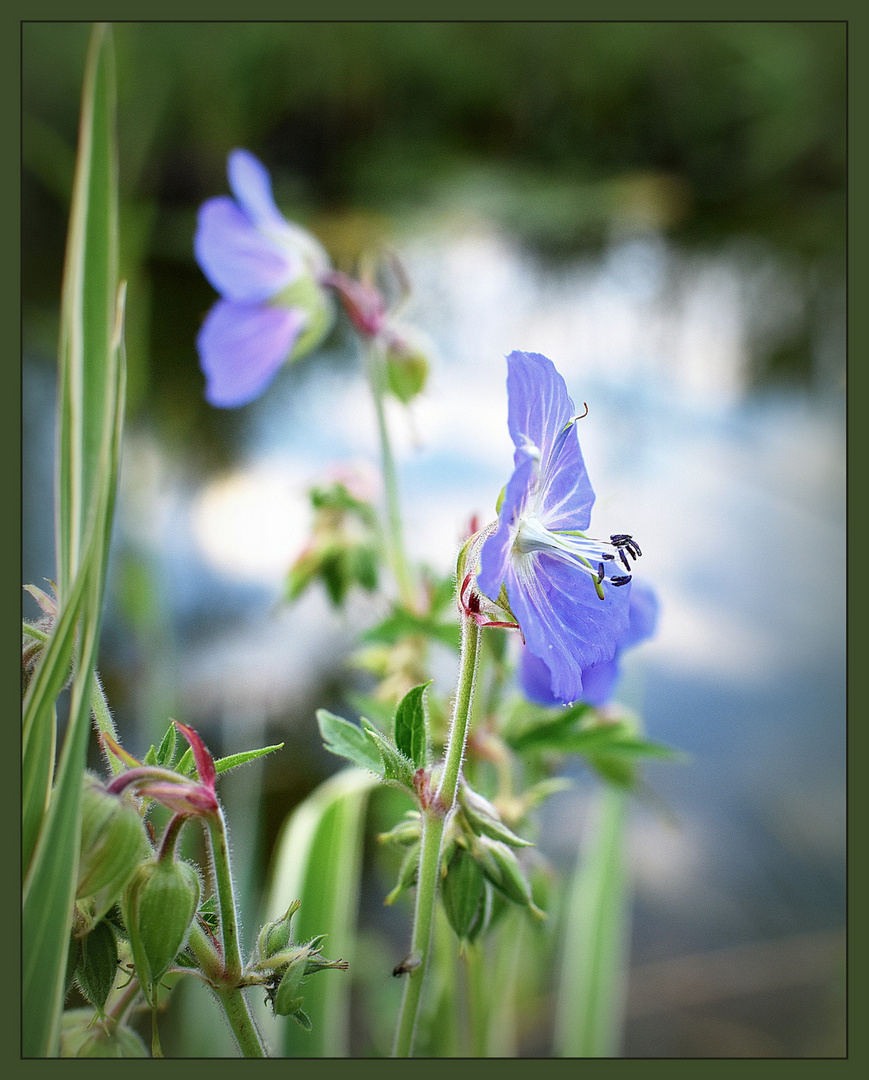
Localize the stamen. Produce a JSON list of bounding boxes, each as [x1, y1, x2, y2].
[[611, 575, 632, 587], [618, 548, 632, 572]]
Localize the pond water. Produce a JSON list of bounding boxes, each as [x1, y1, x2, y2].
[[22, 220, 846, 1056]]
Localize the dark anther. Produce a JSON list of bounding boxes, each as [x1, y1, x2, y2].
[[611, 574, 632, 587], [597, 562, 605, 583], [618, 548, 632, 572], [602, 552, 616, 560], [610, 534, 642, 560]]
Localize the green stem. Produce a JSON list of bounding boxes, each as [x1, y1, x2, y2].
[[90, 669, 123, 773], [362, 338, 415, 608], [392, 615, 482, 1057], [212, 985, 269, 1058], [188, 825, 269, 1058], [205, 808, 244, 981]]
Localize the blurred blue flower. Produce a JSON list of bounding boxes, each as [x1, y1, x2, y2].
[[477, 351, 642, 705], [194, 149, 333, 407], [518, 578, 659, 707]]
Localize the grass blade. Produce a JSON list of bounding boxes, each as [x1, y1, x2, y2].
[[553, 784, 631, 1057], [261, 768, 378, 1056], [22, 23, 123, 1057]]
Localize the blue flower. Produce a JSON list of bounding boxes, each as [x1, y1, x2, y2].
[[518, 578, 658, 707], [194, 149, 333, 407], [477, 351, 642, 705]]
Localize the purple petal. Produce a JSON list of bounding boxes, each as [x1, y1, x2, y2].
[[197, 300, 306, 407], [227, 148, 289, 233], [477, 450, 535, 603], [506, 555, 631, 704], [195, 197, 299, 302], [621, 578, 659, 648], [506, 351, 595, 530]]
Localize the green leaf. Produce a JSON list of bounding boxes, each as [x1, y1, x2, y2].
[[317, 709, 383, 775], [363, 607, 460, 652], [393, 682, 430, 769]]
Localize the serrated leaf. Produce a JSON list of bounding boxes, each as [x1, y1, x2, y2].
[[394, 682, 430, 769], [317, 709, 382, 775]]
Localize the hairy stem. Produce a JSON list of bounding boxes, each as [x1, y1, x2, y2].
[[392, 615, 482, 1056], [363, 338, 415, 608]]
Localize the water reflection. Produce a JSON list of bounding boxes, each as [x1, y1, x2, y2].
[[22, 220, 845, 1055]]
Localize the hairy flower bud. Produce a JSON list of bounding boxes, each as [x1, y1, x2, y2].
[[122, 857, 201, 1004], [257, 899, 301, 962], [475, 836, 545, 919], [76, 773, 149, 923], [441, 846, 488, 943]]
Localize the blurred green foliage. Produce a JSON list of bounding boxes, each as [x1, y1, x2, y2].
[[23, 21, 845, 421]]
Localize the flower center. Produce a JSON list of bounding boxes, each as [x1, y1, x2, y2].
[[513, 517, 641, 599]]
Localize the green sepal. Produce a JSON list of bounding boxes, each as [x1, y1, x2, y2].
[[384, 841, 420, 905], [475, 837, 545, 918], [273, 956, 307, 1017], [441, 846, 487, 942], [175, 741, 285, 779], [291, 1007, 312, 1032], [75, 918, 118, 1013], [458, 784, 534, 848]]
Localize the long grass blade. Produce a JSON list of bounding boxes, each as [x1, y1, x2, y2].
[[22, 23, 123, 1057], [553, 785, 631, 1057], [261, 768, 377, 1056]]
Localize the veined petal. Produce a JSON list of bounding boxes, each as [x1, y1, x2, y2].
[[506, 554, 630, 704], [195, 197, 300, 302], [477, 451, 535, 603], [197, 300, 306, 407], [227, 148, 288, 233], [505, 351, 595, 530]]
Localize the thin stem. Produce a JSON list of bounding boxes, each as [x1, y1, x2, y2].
[[362, 338, 415, 608], [212, 985, 269, 1058], [204, 808, 243, 982], [192, 817, 270, 1058], [89, 669, 123, 773], [392, 615, 482, 1057], [436, 617, 482, 810]]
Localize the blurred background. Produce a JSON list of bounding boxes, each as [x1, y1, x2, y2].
[[22, 22, 846, 1057]]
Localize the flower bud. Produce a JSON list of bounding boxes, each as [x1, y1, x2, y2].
[[272, 954, 308, 1017], [122, 857, 201, 1004], [76, 773, 149, 922], [384, 329, 430, 403], [475, 836, 545, 919], [459, 784, 534, 849], [257, 899, 301, 962], [441, 846, 487, 942], [60, 1009, 148, 1058]]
